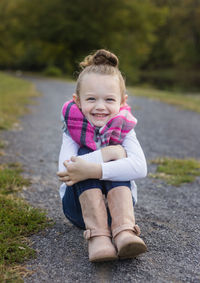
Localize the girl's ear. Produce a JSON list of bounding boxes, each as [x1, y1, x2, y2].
[[121, 94, 128, 106], [73, 93, 81, 108]]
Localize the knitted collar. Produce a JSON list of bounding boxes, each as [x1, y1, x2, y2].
[[62, 100, 137, 150]]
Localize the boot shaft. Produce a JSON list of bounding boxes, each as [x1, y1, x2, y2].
[[107, 186, 135, 235]]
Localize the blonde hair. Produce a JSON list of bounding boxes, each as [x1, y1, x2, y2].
[[76, 49, 126, 98]]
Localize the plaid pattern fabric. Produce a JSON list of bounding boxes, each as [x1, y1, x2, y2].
[[62, 100, 137, 150]]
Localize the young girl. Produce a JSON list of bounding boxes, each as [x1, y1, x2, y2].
[[57, 49, 147, 262]]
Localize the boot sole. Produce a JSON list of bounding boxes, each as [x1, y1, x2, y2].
[[118, 242, 147, 259]]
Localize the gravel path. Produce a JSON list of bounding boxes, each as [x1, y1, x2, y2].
[[2, 77, 200, 282]]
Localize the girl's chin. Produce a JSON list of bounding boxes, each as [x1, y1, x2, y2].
[[93, 121, 107, 127], [90, 117, 109, 126], [92, 119, 108, 126]]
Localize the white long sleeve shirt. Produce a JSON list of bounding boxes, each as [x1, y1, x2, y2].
[[58, 129, 147, 203]]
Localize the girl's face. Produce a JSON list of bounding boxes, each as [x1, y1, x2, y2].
[[73, 73, 127, 127]]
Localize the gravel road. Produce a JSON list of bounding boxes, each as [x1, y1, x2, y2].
[[2, 77, 200, 282]]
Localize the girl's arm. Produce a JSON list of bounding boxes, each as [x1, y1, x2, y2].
[[58, 133, 80, 172], [79, 129, 147, 181], [101, 130, 147, 181], [57, 130, 147, 185], [58, 132, 126, 172], [57, 133, 126, 185]]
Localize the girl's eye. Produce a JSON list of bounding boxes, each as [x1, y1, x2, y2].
[[87, 97, 95, 101], [107, 98, 115, 102]]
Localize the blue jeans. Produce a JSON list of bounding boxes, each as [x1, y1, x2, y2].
[[62, 147, 132, 229]]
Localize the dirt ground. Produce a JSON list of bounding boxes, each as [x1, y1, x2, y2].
[[1, 77, 200, 282]]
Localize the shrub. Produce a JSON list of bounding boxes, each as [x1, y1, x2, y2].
[[43, 66, 62, 77]]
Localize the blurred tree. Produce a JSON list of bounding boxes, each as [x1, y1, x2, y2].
[[0, 0, 21, 68], [0, 0, 166, 76], [144, 0, 200, 70], [167, 0, 200, 69], [140, 0, 200, 90], [2, 0, 199, 90], [107, 0, 168, 82]]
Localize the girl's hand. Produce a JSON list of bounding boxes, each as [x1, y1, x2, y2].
[[57, 156, 102, 186], [101, 145, 127, 162]]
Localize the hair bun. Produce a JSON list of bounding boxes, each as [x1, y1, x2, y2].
[[80, 49, 119, 68], [93, 49, 118, 67]]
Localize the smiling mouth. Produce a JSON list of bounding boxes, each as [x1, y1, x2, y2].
[[92, 113, 108, 118]]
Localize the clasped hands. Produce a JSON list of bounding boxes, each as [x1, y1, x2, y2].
[[57, 156, 102, 186], [57, 145, 127, 186]]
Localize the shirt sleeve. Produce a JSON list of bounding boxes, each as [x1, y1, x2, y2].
[[101, 129, 147, 181], [58, 130, 147, 181], [58, 133, 79, 172], [58, 133, 103, 172]]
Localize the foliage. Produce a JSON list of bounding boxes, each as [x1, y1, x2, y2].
[[142, 0, 200, 89], [43, 66, 63, 77], [150, 158, 200, 186], [0, 0, 166, 77], [0, 0, 200, 89]]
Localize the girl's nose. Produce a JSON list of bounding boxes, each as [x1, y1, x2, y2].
[[95, 100, 105, 110]]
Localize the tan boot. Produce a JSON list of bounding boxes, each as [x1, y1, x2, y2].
[[79, 189, 117, 262], [107, 186, 147, 259]]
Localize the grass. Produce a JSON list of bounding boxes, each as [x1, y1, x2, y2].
[[0, 141, 4, 149], [0, 163, 30, 195], [0, 141, 5, 157], [0, 163, 52, 281], [0, 72, 39, 130], [128, 86, 200, 113], [0, 72, 51, 281], [149, 157, 200, 186]]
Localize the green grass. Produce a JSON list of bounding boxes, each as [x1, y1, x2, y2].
[[0, 141, 5, 157], [128, 86, 200, 113], [0, 196, 48, 264], [0, 141, 4, 149], [0, 163, 30, 195], [0, 72, 39, 130], [149, 157, 200, 186], [0, 73, 50, 281], [0, 164, 51, 281]]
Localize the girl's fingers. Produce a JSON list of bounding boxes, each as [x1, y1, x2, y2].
[[57, 171, 67, 177], [59, 176, 70, 182], [63, 160, 69, 167], [71, 156, 78, 162]]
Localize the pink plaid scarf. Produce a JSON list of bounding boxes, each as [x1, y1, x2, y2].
[[62, 100, 137, 150]]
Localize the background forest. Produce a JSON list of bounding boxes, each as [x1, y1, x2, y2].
[[0, 0, 200, 91]]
